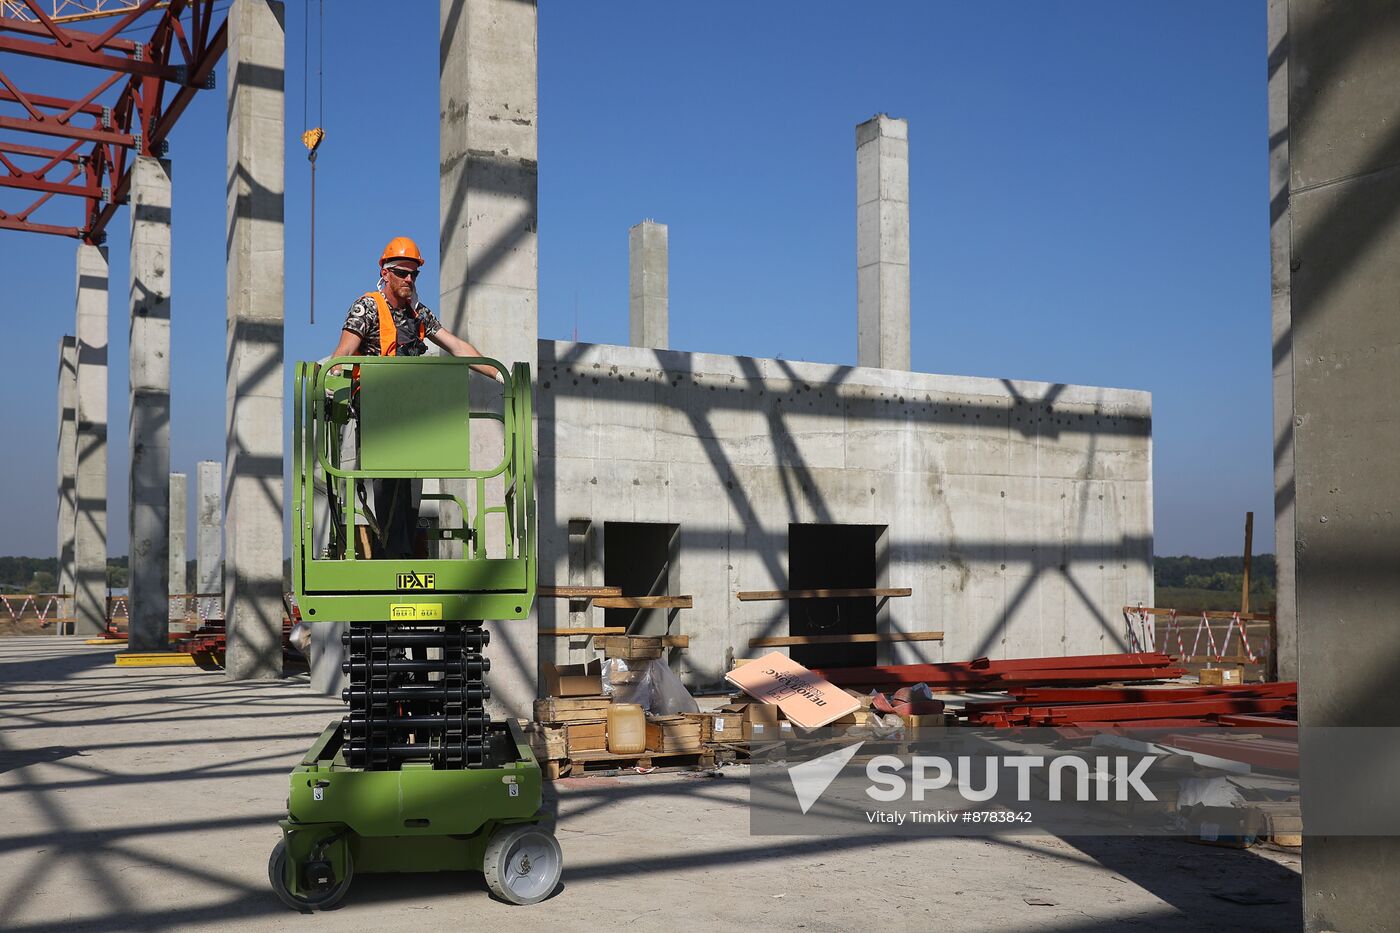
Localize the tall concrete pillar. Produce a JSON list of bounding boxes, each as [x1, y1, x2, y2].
[[855, 114, 910, 371], [440, 0, 538, 716], [57, 336, 77, 625], [128, 155, 172, 652], [196, 460, 222, 598], [1267, 0, 1296, 683], [169, 472, 187, 602], [1285, 1, 1400, 929], [225, 0, 285, 680], [629, 220, 668, 349], [73, 244, 108, 636]]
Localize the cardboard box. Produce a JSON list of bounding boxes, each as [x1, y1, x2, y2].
[[724, 651, 861, 728], [1199, 667, 1244, 686], [902, 712, 950, 739], [646, 716, 704, 752], [565, 720, 607, 754], [542, 660, 603, 697], [832, 709, 874, 728], [745, 720, 795, 741], [602, 636, 663, 660]]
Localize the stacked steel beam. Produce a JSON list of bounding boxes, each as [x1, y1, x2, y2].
[[960, 681, 1298, 729], [812, 652, 1185, 690]]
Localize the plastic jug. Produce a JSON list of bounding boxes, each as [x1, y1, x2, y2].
[[607, 703, 646, 755]]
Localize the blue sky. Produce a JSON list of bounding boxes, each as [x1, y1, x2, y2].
[[0, 1, 1269, 558]]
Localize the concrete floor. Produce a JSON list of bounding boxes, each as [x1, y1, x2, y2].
[[0, 636, 1301, 932]]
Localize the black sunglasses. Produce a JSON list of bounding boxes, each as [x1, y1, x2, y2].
[[386, 266, 419, 280]]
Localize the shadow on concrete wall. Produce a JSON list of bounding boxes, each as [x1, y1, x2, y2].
[[537, 342, 1152, 683]]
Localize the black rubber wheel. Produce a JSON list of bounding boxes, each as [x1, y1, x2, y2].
[[268, 837, 353, 912], [482, 824, 563, 905]]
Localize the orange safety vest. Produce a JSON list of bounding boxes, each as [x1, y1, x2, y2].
[[351, 290, 426, 388]]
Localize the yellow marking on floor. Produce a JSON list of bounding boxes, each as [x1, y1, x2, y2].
[[114, 652, 196, 667]]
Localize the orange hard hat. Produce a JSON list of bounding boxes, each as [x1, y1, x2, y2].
[[380, 236, 424, 267]]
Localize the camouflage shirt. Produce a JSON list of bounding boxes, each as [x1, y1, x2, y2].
[[341, 291, 443, 357]]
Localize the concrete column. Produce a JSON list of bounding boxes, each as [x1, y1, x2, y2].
[[195, 460, 222, 600], [1267, 0, 1296, 683], [128, 155, 172, 652], [441, 0, 538, 717], [855, 114, 910, 371], [73, 244, 108, 637], [225, 0, 286, 680], [628, 220, 668, 349], [57, 336, 77, 626], [1286, 1, 1400, 929], [169, 473, 187, 604]]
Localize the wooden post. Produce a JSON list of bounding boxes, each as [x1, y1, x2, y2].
[[1241, 511, 1254, 614]]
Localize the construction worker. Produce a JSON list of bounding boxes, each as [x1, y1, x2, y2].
[[331, 236, 502, 558]]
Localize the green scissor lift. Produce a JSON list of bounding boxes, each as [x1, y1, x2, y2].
[[271, 354, 560, 911]]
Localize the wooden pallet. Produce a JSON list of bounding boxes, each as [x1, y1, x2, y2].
[[541, 748, 715, 779]]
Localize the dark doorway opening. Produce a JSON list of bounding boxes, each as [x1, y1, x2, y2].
[[603, 522, 679, 636], [788, 523, 885, 668]]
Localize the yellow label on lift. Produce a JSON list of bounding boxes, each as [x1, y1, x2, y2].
[[390, 603, 443, 621], [397, 572, 436, 590]]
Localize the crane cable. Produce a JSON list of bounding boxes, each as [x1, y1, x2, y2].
[[300, 0, 325, 325]]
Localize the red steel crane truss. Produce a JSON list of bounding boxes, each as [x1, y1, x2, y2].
[[0, 0, 223, 242]]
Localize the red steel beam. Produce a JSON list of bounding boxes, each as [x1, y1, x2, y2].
[[0, 112, 135, 146], [0, 170, 96, 198], [1162, 733, 1299, 772], [0, 12, 141, 52], [0, 139, 84, 161], [969, 652, 1175, 672], [0, 81, 108, 116], [1010, 682, 1299, 704], [0, 33, 175, 80], [987, 667, 1187, 686], [146, 16, 222, 144], [1216, 714, 1298, 734], [1029, 696, 1296, 724], [0, 212, 81, 237]]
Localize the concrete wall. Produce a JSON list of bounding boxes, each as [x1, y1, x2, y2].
[[57, 336, 77, 611], [224, 0, 286, 680], [440, 0, 539, 718], [1267, 0, 1297, 682], [537, 341, 1153, 689], [73, 245, 109, 636], [127, 155, 173, 653], [1285, 1, 1400, 929]]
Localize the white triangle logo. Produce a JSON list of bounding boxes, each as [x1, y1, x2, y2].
[[787, 742, 865, 814]]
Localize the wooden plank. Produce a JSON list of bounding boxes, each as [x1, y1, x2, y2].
[[537, 627, 627, 637], [537, 585, 623, 598], [748, 631, 943, 647], [592, 595, 693, 609], [736, 587, 913, 601], [534, 696, 612, 723]]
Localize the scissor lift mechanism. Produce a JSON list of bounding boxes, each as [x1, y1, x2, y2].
[[270, 355, 558, 911]]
